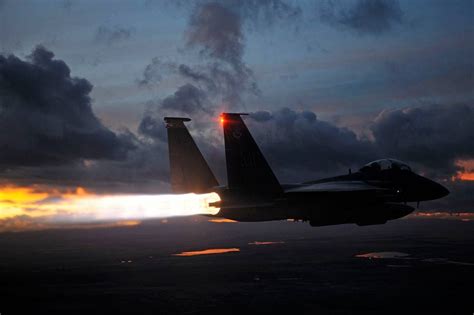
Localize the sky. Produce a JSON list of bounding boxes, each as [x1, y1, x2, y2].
[[0, 0, 473, 215]]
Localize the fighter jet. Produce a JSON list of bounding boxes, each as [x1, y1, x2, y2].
[[164, 113, 449, 227]]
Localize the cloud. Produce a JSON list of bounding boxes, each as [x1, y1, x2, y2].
[[321, 0, 403, 35], [247, 108, 375, 181], [187, 2, 243, 66], [249, 110, 273, 122], [0, 47, 171, 192], [138, 115, 167, 142], [138, 83, 212, 123], [137, 57, 177, 87], [371, 103, 474, 177], [178, 64, 215, 89], [95, 25, 134, 45], [0, 128, 171, 194], [0, 46, 135, 168], [138, 81, 214, 135], [184, 2, 259, 105], [178, 62, 259, 107], [161, 83, 212, 115], [245, 104, 474, 183], [137, 1, 261, 147], [168, 0, 302, 30], [245, 105, 474, 210]]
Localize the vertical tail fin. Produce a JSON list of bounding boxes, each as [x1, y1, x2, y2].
[[221, 113, 282, 195], [164, 117, 218, 193]]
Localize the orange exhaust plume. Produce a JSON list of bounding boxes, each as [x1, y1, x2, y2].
[[0, 185, 220, 232]]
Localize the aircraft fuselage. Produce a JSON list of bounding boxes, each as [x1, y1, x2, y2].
[[212, 167, 449, 226], [165, 115, 449, 227]]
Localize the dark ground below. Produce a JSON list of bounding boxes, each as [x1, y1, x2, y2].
[[0, 217, 473, 314]]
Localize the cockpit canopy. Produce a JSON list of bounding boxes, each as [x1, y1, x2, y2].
[[360, 159, 411, 173]]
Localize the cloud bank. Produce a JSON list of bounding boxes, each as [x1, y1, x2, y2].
[[0, 46, 134, 167]]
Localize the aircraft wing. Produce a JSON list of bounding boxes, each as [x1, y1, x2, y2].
[[284, 180, 388, 193]]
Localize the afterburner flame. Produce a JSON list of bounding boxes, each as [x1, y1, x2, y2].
[[47, 192, 221, 223], [0, 185, 220, 232]]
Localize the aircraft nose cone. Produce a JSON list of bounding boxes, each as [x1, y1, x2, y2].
[[426, 180, 450, 200], [436, 183, 450, 198], [405, 175, 450, 201]]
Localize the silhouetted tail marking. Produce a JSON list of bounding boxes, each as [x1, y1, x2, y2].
[[221, 113, 282, 195]]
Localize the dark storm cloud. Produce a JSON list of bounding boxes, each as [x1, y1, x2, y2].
[[138, 115, 167, 142], [246, 104, 474, 182], [95, 25, 134, 45], [0, 46, 135, 167], [3, 140, 171, 194], [247, 108, 375, 181], [320, 0, 403, 35], [161, 83, 212, 115], [138, 83, 212, 136], [371, 103, 474, 176], [249, 110, 273, 122]]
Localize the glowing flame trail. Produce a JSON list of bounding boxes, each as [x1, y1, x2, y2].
[[46, 193, 221, 223], [0, 186, 220, 232]]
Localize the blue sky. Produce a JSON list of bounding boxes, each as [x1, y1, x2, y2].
[[1, 0, 472, 132]]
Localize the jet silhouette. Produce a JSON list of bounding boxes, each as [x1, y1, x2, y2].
[[164, 113, 449, 227]]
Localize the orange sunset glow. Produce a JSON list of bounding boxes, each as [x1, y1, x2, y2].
[[452, 159, 474, 181], [411, 212, 474, 221], [173, 248, 240, 256]]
